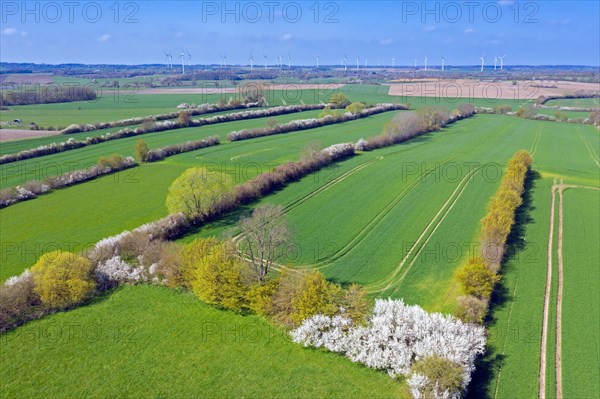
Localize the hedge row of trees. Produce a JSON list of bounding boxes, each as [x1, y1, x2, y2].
[[164, 143, 355, 224], [0, 205, 370, 332], [535, 91, 600, 105], [62, 100, 260, 135], [0, 85, 97, 106], [142, 136, 220, 162], [359, 104, 476, 151], [226, 103, 409, 142], [0, 155, 136, 209], [0, 104, 326, 166], [454, 150, 532, 324], [477, 105, 599, 126]]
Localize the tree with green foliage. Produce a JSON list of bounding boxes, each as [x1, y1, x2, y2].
[[177, 238, 220, 288], [292, 271, 341, 324], [32, 251, 95, 309], [455, 257, 500, 299], [409, 354, 465, 399], [166, 167, 233, 219], [246, 278, 279, 315], [329, 92, 351, 108], [135, 140, 149, 162], [190, 240, 247, 310], [345, 102, 366, 115]]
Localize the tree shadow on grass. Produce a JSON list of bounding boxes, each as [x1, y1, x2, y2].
[[466, 169, 540, 399]]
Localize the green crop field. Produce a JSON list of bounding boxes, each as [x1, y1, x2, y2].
[[561, 188, 600, 399], [0, 108, 323, 189], [0, 285, 402, 399], [0, 109, 402, 280], [187, 115, 541, 313], [2, 82, 599, 399], [471, 119, 600, 398], [544, 97, 600, 108]]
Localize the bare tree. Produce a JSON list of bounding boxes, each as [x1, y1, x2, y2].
[[240, 204, 290, 282]]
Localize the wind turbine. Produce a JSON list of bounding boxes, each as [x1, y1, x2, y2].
[[248, 54, 254, 70], [424, 56, 428, 71], [480, 54, 485, 72], [263, 54, 268, 69], [499, 55, 505, 70], [343, 55, 348, 72], [441, 56, 445, 72], [223, 54, 227, 68], [414, 58, 417, 69], [287, 54, 291, 69], [494, 56, 498, 71], [187, 51, 192, 68], [392, 57, 396, 68], [365, 57, 368, 68], [356, 56, 360, 70], [180, 49, 185, 74], [316, 55, 320, 68], [164, 52, 171, 68]]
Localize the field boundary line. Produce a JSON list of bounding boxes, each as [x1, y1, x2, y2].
[[539, 179, 557, 399]]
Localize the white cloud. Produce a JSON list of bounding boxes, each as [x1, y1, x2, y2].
[[21, 31, 27, 37], [98, 34, 111, 43], [175, 32, 185, 38], [423, 26, 436, 32], [281, 33, 292, 41], [381, 38, 393, 45], [464, 28, 475, 35], [2, 28, 17, 36]]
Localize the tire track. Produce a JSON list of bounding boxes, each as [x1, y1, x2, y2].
[[576, 126, 600, 168], [555, 180, 564, 399], [388, 167, 479, 295], [530, 124, 543, 157], [540, 179, 557, 399], [367, 167, 479, 293], [310, 122, 517, 268], [283, 158, 379, 213]]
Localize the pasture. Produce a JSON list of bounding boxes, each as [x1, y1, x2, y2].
[[0, 285, 402, 399]]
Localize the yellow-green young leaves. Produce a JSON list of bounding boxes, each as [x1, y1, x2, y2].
[[166, 167, 233, 219], [32, 251, 95, 309]]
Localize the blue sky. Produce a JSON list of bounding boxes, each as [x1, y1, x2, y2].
[[1, 0, 599, 66]]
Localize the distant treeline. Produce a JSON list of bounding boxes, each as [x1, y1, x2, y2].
[[0, 85, 97, 106]]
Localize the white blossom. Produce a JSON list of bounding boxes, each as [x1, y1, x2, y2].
[[291, 298, 486, 394]]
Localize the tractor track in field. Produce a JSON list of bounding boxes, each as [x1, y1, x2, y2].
[[367, 166, 480, 294], [575, 126, 600, 168], [530, 125, 543, 157], [540, 179, 558, 399], [539, 180, 598, 399], [306, 122, 517, 270], [555, 182, 564, 399], [283, 158, 379, 214]]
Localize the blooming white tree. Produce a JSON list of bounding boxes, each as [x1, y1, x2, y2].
[[291, 299, 486, 397]]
